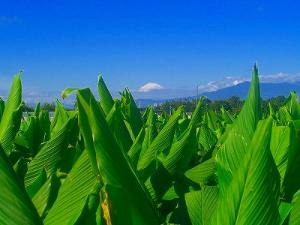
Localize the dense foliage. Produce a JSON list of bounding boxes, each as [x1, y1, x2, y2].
[[155, 95, 287, 115], [1, 65, 300, 225]]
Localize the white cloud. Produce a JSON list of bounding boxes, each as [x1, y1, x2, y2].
[[196, 72, 300, 94], [138, 82, 163, 92]]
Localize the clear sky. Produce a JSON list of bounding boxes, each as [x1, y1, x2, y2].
[[0, 0, 300, 97]]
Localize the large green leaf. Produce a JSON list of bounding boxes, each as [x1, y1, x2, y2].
[[77, 88, 160, 225], [50, 99, 69, 136], [98, 75, 114, 115], [185, 186, 218, 225], [106, 100, 132, 152], [211, 117, 280, 225], [0, 147, 42, 225], [281, 120, 300, 200], [285, 92, 300, 120], [44, 150, 98, 225], [128, 127, 145, 167], [32, 174, 60, 218], [160, 127, 196, 175], [121, 88, 143, 139], [0, 74, 22, 155], [141, 107, 158, 152], [25, 117, 74, 191], [289, 189, 300, 225], [189, 97, 204, 128], [184, 158, 216, 185], [198, 124, 217, 157], [137, 106, 183, 177], [270, 125, 291, 181], [215, 65, 261, 195]]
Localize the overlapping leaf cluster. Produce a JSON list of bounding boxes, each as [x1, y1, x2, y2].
[[1, 66, 300, 225]]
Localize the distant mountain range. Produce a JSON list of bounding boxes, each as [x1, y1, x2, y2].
[[136, 81, 300, 107], [1, 80, 300, 108]]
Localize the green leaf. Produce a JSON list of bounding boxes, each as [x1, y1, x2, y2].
[[32, 174, 60, 218], [141, 107, 158, 152], [198, 124, 217, 156], [211, 117, 280, 225], [270, 125, 291, 181], [215, 65, 261, 195], [106, 100, 133, 152], [61, 87, 78, 99], [25, 118, 74, 189], [184, 158, 216, 185], [26, 168, 47, 198], [50, 99, 69, 136], [160, 127, 196, 175], [185, 186, 218, 225], [98, 75, 114, 115], [189, 97, 205, 128], [137, 106, 183, 177], [101, 184, 134, 225], [289, 189, 300, 225], [77, 88, 160, 225], [121, 88, 143, 139], [0, 147, 42, 225], [44, 150, 98, 225], [278, 201, 292, 225], [281, 121, 300, 200], [128, 127, 145, 167], [285, 92, 300, 120], [0, 74, 22, 155]]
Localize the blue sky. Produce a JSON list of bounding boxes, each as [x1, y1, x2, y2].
[[0, 0, 300, 99]]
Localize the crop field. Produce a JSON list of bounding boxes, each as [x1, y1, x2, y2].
[[1, 65, 300, 225]]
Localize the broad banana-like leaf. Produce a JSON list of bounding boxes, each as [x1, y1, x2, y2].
[[141, 107, 158, 152], [289, 189, 300, 225], [77, 88, 160, 225], [211, 117, 280, 225], [25, 117, 74, 189], [15, 114, 45, 156], [137, 106, 183, 177], [32, 174, 60, 218], [98, 75, 114, 115], [184, 158, 216, 185], [185, 186, 218, 225], [285, 92, 300, 120], [198, 124, 217, 156], [277, 107, 293, 124], [144, 162, 173, 203], [215, 65, 261, 195], [128, 127, 145, 167], [38, 109, 51, 142], [0, 74, 22, 155], [61, 87, 79, 99], [121, 88, 143, 139], [189, 97, 204, 128], [270, 125, 291, 181], [75, 191, 101, 225], [101, 184, 135, 225], [204, 108, 219, 132], [44, 150, 98, 225], [278, 201, 292, 225], [50, 99, 69, 136], [0, 147, 42, 225], [160, 127, 196, 175], [221, 106, 234, 124], [106, 100, 133, 152], [281, 120, 300, 200]]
